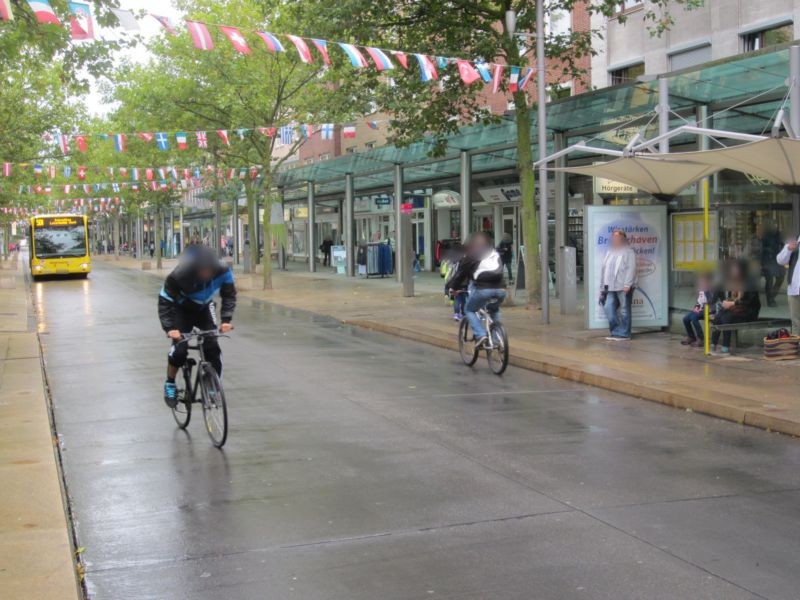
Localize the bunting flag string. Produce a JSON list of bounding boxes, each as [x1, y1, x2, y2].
[[8, 6, 535, 106], [32, 118, 390, 157]]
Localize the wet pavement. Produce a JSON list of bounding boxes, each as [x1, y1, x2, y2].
[[34, 263, 800, 600]]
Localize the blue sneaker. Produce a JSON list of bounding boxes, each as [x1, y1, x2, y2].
[[720, 346, 730, 355], [164, 381, 178, 408]]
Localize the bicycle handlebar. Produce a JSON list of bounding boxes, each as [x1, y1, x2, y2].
[[172, 329, 232, 345]]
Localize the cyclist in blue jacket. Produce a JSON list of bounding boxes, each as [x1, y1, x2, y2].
[[158, 246, 236, 407]]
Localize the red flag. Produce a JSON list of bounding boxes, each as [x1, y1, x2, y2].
[[59, 134, 70, 154], [391, 51, 409, 69], [249, 166, 259, 180], [150, 14, 177, 35], [457, 60, 481, 85], [137, 132, 154, 142], [74, 134, 87, 153], [217, 130, 230, 146], [78, 166, 87, 180], [219, 25, 251, 54], [145, 168, 154, 181], [120, 167, 128, 178], [186, 20, 214, 51], [491, 64, 503, 94], [2, 163, 10, 177], [258, 127, 276, 137], [286, 35, 313, 63], [311, 39, 330, 65], [196, 131, 208, 148]]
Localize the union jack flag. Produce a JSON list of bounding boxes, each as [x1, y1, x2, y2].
[[196, 131, 208, 148]]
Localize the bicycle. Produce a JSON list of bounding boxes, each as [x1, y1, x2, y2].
[[170, 329, 229, 448], [458, 298, 509, 375]]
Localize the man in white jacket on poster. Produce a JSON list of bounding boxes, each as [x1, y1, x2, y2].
[[599, 229, 638, 341]]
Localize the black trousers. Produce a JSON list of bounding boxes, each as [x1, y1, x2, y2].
[[167, 304, 222, 375], [711, 309, 758, 348]]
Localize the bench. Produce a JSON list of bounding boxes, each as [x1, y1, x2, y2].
[[710, 319, 792, 350]]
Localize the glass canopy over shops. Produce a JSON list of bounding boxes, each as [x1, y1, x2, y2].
[[274, 42, 800, 324]]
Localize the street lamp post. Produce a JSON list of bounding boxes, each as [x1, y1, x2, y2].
[[506, 5, 550, 324]]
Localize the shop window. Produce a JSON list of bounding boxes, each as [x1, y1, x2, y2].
[[669, 44, 712, 70], [610, 62, 645, 85], [365, 142, 375, 150], [304, 157, 314, 165], [319, 153, 330, 161], [346, 146, 356, 154], [742, 23, 793, 53]]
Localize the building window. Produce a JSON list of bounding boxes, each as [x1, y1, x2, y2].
[[304, 157, 314, 165], [364, 142, 375, 150], [319, 153, 330, 161], [548, 82, 572, 101], [346, 146, 356, 154], [616, 1, 642, 14], [547, 9, 571, 37], [610, 62, 645, 85], [669, 44, 712, 70], [742, 23, 793, 52]]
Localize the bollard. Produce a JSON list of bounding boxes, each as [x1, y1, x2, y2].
[[401, 210, 414, 297], [560, 246, 577, 315]]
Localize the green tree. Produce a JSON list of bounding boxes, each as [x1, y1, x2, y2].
[[107, 0, 369, 288], [332, 0, 703, 306]]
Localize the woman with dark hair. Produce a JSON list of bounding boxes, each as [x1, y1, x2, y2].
[[711, 259, 761, 354]]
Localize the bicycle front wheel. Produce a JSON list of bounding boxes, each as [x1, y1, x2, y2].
[[458, 318, 479, 366], [487, 323, 509, 375], [171, 368, 192, 429], [199, 364, 228, 448]]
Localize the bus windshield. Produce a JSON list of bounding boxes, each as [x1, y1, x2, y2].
[[33, 218, 87, 259]]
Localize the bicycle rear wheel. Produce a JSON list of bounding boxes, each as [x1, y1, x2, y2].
[[199, 363, 228, 448], [458, 318, 479, 366], [486, 323, 509, 375], [171, 367, 192, 429]]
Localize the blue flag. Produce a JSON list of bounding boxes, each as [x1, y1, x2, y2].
[[155, 132, 169, 150]]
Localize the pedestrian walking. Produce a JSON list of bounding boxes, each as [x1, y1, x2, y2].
[[599, 229, 637, 341], [497, 233, 514, 283], [758, 221, 784, 307], [777, 233, 799, 335], [149, 241, 155, 259], [320, 237, 333, 267]]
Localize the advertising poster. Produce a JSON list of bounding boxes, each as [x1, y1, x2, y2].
[[585, 205, 669, 329]]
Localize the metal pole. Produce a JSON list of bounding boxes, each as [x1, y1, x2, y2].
[[214, 196, 222, 257], [393, 164, 404, 282], [459, 151, 472, 241], [308, 182, 316, 273], [791, 45, 800, 138], [345, 173, 355, 276], [232, 194, 239, 265], [658, 76, 670, 153], [554, 132, 567, 303], [536, 0, 549, 324], [277, 188, 286, 271]]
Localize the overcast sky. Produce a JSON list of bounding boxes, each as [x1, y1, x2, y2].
[[86, 0, 182, 116]]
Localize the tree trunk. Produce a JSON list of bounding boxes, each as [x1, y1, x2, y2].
[[513, 92, 542, 307], [261, 177, 274, 290], [244, 183, 255, 273], [155, 209, 163, 270], [113, 214, 120, 261]]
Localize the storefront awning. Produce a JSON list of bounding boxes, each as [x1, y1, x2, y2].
[[651, 137, 800, 191], [555, 157, 719, 199]]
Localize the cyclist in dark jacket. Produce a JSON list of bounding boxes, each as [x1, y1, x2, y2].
[[448, 232, 506, 346], [158, 246, 236, 407]]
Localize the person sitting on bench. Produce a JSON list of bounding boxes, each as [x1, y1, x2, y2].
[[711, 259, 761, 354]]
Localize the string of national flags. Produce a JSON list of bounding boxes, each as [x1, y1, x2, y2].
[[35, 121, 378, 157], [1, 2, 536, 92], [2, 163, 272, 184]]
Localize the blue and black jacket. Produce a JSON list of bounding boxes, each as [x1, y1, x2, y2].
[[158, 258, 236, 331]]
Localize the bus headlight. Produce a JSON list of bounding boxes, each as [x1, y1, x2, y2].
[[80, 263, 89, 269], [33, 265, 44, 272]]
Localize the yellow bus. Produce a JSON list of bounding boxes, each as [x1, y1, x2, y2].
[[29, 214, 91, 278]]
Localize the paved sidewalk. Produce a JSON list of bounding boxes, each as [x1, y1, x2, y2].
[[0, 256, 80, 599], [108, 255, 800, 437]]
